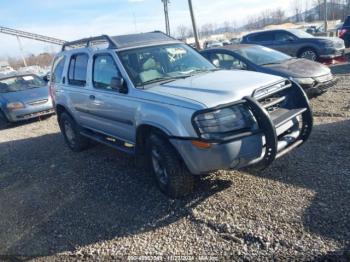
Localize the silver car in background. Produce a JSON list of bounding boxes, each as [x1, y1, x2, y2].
[[0, 73, 54, 127], [241, 29, 345, 62]]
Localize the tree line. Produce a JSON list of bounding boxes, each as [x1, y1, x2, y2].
[[176, 0, 350, 39], [5, 53, 55, 69]]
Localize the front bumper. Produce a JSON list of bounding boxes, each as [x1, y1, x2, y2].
[[6, 100, 54, 122], [302, 77, 339, 97], [319, 48, 345, 59], [171, 84, 313, 175]]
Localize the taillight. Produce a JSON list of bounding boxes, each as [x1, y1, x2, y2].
[[339, 29, 347, 38]]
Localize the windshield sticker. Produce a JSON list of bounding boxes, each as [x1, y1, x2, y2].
[[23, 76, 34, 81]]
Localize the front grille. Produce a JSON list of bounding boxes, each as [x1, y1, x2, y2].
[[28, 99, 48, 106], [258, 93, 286, 113], [254, 80, 291, 114]]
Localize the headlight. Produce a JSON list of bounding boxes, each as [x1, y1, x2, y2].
[[293, 77, 315, 86], [193, 104, 256, 140], [7, 102, 25, 110]]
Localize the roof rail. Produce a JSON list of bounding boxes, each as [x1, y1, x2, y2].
[[61, 35, 117, 51]]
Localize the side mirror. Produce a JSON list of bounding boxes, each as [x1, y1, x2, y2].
[[111, 76, 128, 94], [212, 59, 220, 67]]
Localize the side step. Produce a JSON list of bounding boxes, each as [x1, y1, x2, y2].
[[80, 129, 135, 155]]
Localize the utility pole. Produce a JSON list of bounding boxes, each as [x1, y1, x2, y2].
[[324, 0, 328, 35], [161, 0, 170, 35], [188, 0, 200, 49]]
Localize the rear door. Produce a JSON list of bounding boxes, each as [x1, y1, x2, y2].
[[246, 31, 275, 48], [63, 52, 92, 126]]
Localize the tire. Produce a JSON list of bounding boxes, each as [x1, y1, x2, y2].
[[0, 110, 9, 129], [298, 48, 318, 61], [58, 112, 90, 152], [147, 134, 195, 198]]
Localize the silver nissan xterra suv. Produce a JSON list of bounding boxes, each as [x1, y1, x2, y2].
[[50, 32, 313, 198]]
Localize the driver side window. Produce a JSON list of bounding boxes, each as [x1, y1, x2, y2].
[[275, 32, 295, 42], [93, 54, 121, 90], [210, 52, 247, 70]]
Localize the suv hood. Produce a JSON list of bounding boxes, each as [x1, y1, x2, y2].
[[263, 58, 331, 78], [148, 70, 285, 108]]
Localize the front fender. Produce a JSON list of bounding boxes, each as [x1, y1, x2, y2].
[[134, 103, 197, 138]]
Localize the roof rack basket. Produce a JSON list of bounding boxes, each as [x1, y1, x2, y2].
[[61, 35, 117, 51]]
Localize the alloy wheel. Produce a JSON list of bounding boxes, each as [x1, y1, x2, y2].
[[151, 147, 169, 186]]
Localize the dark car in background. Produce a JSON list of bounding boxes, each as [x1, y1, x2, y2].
[[339, 16, 350, 48], [0, 73, 54, 127], [201, 44, 337, 97], [241, 29, 345, 62]]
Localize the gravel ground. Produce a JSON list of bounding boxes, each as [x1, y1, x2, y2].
[[0, 63, 349, 261]]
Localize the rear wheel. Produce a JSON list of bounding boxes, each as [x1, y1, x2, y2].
[[147, 134, 194, 198], [298, 48, 318, 61], [59, 112, 90, 152]]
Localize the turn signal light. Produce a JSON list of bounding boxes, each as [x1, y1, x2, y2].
[[191, 140, 212, 149]]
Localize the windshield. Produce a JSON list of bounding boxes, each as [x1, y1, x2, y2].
[[118, 44, 216, 87], [0, 75, 46, 93], [289, 29, 314, 38], [236, 45, 291, 66]]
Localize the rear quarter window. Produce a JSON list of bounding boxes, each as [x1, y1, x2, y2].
[[51, 55, 66, 83]]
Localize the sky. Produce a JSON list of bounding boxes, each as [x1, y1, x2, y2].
[[0, 0, 293, 58]]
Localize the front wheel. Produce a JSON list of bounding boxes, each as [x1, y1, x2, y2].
[[298, 48, 318, 61], [0, 110, 9, 129], [147, 134, 194, 198], [59, 112, 90, 152]]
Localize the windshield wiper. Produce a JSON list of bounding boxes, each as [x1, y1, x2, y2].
[[142, 75, 190, 86], [141, 69, 220, 87]]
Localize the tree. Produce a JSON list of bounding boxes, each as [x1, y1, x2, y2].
[[176, 25, 190, 40]]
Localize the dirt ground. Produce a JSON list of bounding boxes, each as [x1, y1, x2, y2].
[[0, 63, 349, 261]]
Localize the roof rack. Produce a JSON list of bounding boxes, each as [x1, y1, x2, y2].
[[61, 35, 117, 51], [61, 31, 181, 51]]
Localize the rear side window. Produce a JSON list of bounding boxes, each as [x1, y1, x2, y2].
[[248, 32, 274, 42], [52, 55, 66, 83], [68, 53, 89, 86]]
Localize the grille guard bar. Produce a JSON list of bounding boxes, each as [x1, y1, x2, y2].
[[244, 83, 313, 169]]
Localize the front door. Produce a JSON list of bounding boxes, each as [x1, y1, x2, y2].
[[85, 53, 136, 143]]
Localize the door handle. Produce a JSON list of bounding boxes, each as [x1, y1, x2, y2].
[[89, 95, 95, 100]]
